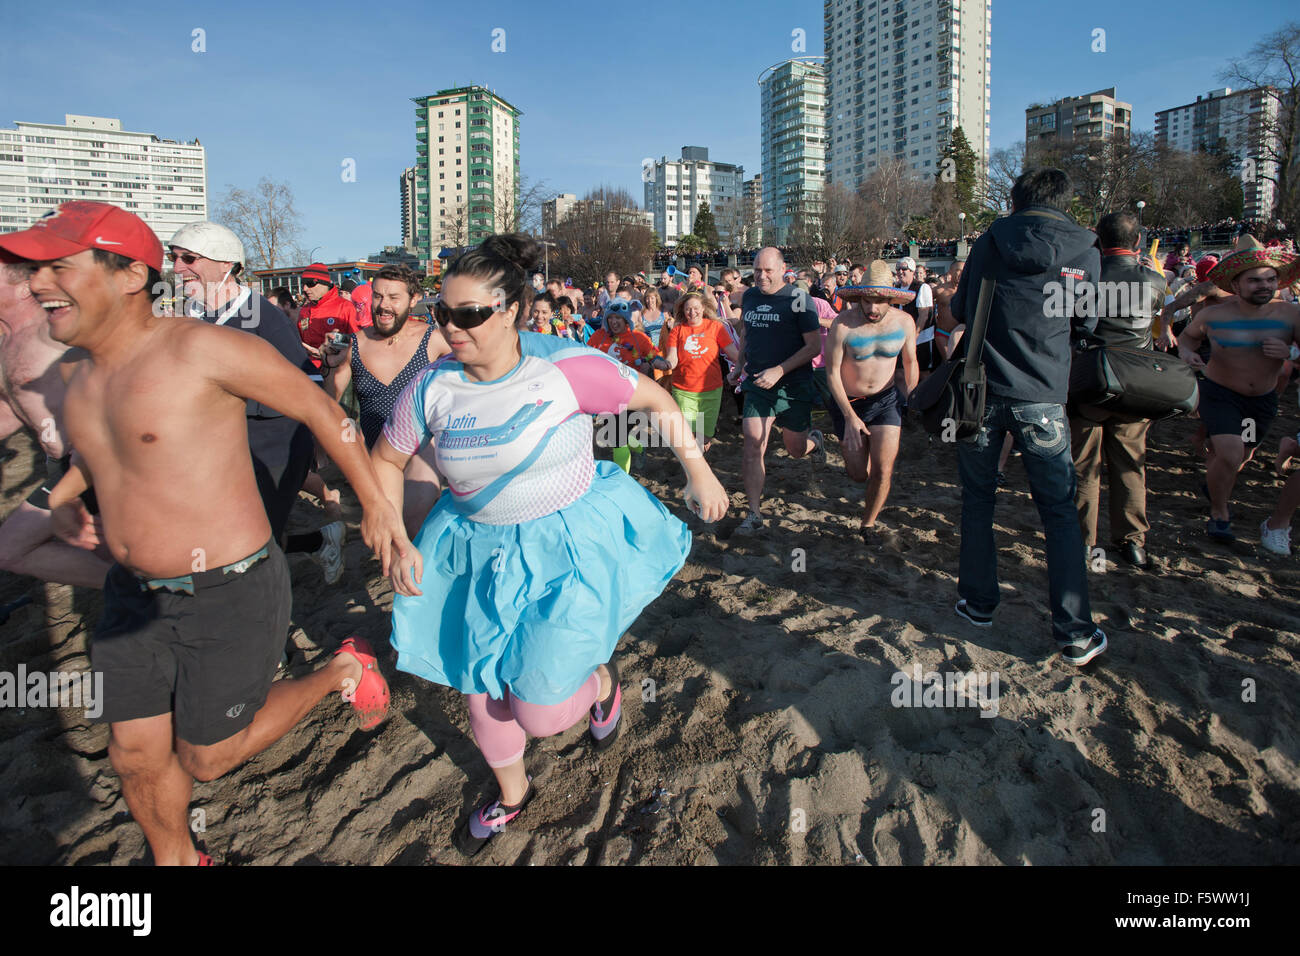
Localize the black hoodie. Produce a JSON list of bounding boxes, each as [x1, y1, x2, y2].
[[950, 205, 1100, 405]]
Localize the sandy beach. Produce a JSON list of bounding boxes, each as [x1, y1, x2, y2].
[[2, 397, 1297, 866]]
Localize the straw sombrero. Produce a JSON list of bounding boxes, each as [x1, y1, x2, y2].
[[837, 259, 917, 304], [1206, 236, 1300, 293]]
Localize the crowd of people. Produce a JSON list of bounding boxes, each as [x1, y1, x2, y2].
[[1, 165, 1298, 863]]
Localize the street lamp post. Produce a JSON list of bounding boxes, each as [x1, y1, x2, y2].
[[958, 211, 966, 234], [541, 240, 556, 282], [1135, 201, 1145, 228]]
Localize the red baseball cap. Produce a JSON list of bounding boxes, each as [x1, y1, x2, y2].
[[1195, 256, 1220, 283], [0, 201, 163, 272]]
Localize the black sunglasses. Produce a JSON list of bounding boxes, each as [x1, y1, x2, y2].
[[434, 301, 502, 329], [301, 279, 325, 289], [168, 251, 200, 265]]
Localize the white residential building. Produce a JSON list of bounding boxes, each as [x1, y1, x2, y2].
[[1155, 88, 1280, 221], [824, 0, 991, 187], [0, 114, 207, 246], [759, 58, 827, 247], [644, 147, 744, 245]]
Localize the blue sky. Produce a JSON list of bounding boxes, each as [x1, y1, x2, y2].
[[3, 0, 1293, 260]]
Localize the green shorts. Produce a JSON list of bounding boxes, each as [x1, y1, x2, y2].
[[672, 387, 723, 441], [742, 378, 815, 433]]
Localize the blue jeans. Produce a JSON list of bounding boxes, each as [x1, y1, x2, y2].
[[956, 400, 1095, 646]]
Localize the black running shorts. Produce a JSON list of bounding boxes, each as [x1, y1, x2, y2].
[[828, 386, 903, 441], [1198, 378, 1277, 447], [90, 541, 291, 745]]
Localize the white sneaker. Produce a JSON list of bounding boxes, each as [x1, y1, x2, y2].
[[734, 512, 765, 536], [1260, 520, 1292, 556], [314, 521, 345, 584]]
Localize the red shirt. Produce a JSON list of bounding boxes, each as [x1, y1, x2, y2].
[[299, 287, 359, 368]]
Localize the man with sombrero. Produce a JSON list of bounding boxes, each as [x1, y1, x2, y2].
[[824, 260, 920, 543], [1177, 241, 1300, 543]]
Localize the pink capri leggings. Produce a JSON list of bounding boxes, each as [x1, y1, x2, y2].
[[466, 672, 601, 768]]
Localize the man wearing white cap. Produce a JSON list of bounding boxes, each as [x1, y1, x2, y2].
[[896, 256, 933, 326], [168, 222, 345, 583]]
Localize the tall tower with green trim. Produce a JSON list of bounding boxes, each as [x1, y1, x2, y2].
[[412, 86, 521, 264]]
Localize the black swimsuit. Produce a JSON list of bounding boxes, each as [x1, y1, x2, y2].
[[351, 324, 436, 449]]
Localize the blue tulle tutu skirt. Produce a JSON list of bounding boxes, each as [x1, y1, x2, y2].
[[391, 461, 691, 704]]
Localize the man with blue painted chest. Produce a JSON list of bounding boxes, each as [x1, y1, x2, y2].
[[1178, 247, 1300, 543], [824, 260, 919, 543]]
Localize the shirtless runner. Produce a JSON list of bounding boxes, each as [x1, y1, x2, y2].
[[0, 253, 111, 586], [930, 259, 963, 363], [1177, 247, 1300, 543], [0, 201, 413, 865], [825, 260, 919, 543]]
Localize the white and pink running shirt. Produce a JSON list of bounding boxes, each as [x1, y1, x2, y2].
[[383, 332, 639, 524]]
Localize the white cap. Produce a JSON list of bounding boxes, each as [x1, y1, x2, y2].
[[169, 221, 245, 273], [897, 256, 917, 271]]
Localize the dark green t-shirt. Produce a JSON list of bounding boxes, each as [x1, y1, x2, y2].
[[740, 284, 820, 383]]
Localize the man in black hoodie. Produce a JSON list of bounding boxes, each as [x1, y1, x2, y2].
[[948, 168, 1107, 666]]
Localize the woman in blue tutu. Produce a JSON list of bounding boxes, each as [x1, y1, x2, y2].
[[372, 235, 729, 856]]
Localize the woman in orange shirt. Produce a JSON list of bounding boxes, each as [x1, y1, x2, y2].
[[663, 292, 740, 454]]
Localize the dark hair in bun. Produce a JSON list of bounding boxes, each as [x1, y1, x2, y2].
[[445, 234, 543, 316]]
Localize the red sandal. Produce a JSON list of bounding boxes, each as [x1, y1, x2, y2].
[[334, 636, 390, 730]]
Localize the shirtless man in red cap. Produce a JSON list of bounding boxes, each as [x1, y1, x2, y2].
[[0, 202, 412, 865]]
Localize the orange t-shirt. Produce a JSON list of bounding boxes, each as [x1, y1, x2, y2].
[[664, 320, 734, 392], [587, 328, 657, 369]]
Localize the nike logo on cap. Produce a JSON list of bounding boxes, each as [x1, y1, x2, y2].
[[95, 237, 123, 245]]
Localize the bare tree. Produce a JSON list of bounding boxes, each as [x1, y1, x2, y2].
[[1221, 22, 1300, 226], [858, 159, 931, 246], [215, 178, 304, 270], [440, 202, 471, 250], [1033, 133, 1156, 226], [547, 185, 655, 287], [494, 173, 549, 236], [716, 200, 754, 250], [982, 142, 1024, 214]]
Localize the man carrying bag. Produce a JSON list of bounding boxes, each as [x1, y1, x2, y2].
[[1069, 211, 1184, 570], [938, 167, 1107, 666]]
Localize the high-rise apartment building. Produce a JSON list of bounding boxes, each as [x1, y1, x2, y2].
[[824, 0, 990, 187], [759, 58, 827, 246], [1155, 87, 1280, 221], [400, 166, 417, 248], [644, 147, 744, 245], [742, 175, 764, 247], [1025, 88, 1131, 152], [0, 114, 207, 246], [412, 86, 520, 263], [542, 193, 578, 235]]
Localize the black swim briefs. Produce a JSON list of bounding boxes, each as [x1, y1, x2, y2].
[[828, 385, 903, 441], [1198, 377, 1277, 447]]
